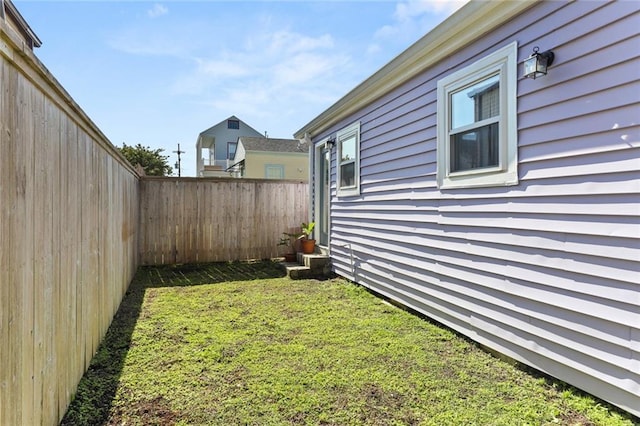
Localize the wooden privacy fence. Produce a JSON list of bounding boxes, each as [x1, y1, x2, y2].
[[139, 178, 309, 265], [1, 18, 139, 426], [2, 8, 309, 425]]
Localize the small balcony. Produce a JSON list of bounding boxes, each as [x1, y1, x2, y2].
[[201, 158, 233, 177]]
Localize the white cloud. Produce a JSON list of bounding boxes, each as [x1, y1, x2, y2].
[[108, 34, 186, 57], [267, 31, 334, 55], [373, 0, 467, 43], [170, 26, 356, 138], [367, 43, 381, 55], [272, 52, 347, 86], [147, 4, 168, 19], [195, 58, 251, 79], [172, 29, 348, 97], [394, 0, 465, 21]]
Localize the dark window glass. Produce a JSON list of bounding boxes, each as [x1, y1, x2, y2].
[[340, 163, 355, 188], [227, 119, 240, 129], [227, 142, 237, 159], [450, 122, 499, 172]]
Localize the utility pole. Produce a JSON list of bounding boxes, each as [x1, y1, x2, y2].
[[173, 143, 185, 177]]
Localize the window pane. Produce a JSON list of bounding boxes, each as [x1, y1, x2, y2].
[[227, 142, 237, 159], [451, 75, 499, 129], [340, 163, 355, 188], [450, 122, 499, 172], [266, 165, 284, 179], [341, 135, 356, 162]]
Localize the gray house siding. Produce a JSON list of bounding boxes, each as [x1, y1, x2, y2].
[[304, 1, 639, 416]]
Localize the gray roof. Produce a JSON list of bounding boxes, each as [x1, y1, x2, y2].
[[238, 137, 308, 153], [198, 115, 262, 137]]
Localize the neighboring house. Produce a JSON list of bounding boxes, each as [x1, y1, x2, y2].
[[295, 0, 639, 417], [0, 0, 41, 49], [228, 137, 309, 181], [196, 115, 264, 177]]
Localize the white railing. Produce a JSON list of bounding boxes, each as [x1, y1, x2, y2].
[[203, 158, 231, 168]]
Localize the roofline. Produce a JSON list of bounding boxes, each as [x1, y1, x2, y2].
[[293, 0, 537, 139], [198, 115, 263, 138], [237, 136, 298, 143], [243, 149, 308, 156], [2, 0, 42, 48]]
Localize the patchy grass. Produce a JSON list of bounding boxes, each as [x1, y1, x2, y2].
[[62, 261, 635, 425]]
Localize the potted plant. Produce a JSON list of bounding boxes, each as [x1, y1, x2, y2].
[[299, 222, 316, 254], [278, 231, 301, 262]]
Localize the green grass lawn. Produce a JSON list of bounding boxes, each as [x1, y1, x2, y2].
[[62, 261, 635, 425]]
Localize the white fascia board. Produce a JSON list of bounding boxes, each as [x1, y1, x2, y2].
[[293, 0, 537, 140]]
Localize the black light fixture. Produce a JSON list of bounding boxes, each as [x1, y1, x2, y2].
[[523, 46, 554, 79], [325, 136, 336, 150]]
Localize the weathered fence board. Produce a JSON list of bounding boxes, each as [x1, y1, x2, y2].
[[1, 20, 139, 426], [138, 178, 309, 265]]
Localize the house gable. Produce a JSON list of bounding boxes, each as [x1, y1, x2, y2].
[[195, 115, 264, 177]]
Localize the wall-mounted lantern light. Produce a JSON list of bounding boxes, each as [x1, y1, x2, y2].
[[523, 46, 554, 79], [324, 136, 336, 150]]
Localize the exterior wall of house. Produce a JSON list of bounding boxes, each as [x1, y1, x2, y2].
[[210, 120, 263, 162], [244, 151, 309, 181], [196, 117, 264, 176], [307, 1, 639, 416]]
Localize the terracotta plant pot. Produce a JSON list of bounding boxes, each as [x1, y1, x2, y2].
[[284, 252, 297, 262], [301, 239, 316, 254]]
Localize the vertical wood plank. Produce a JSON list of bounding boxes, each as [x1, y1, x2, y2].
[[66, 120, 81, 393], [1, 59, 19, 426], [0, 58, 10, 426], [43, 97, 56, 423], [51, 101, 66, 420], [17, 74, 36, 426], [31, 89, 46, 424]]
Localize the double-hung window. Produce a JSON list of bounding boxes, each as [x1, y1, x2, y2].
[[336, 121, 360, 197], [437, 42, 518, 189]]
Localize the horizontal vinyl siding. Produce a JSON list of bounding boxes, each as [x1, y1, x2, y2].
[[321, 0, 640, 416]]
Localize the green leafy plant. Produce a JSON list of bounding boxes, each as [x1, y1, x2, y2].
[[118, 143, 173, 176], [300, 222, 315, 240]]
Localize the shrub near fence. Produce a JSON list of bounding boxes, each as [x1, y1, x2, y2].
[[138, 178, 309, 265]]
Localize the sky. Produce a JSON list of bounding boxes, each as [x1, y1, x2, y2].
[[15, 0, 466, 177]]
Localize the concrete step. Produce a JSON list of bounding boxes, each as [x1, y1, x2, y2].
[[282, 253, 332, 280], [299, 253, 330, 270]]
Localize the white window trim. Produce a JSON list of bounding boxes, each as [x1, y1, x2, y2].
[[437, 41, 518, 189], [336, 121, 361, 197]]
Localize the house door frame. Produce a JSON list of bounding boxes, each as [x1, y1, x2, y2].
[[314, 141, 331, 252]]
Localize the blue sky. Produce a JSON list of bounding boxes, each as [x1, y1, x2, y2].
[[16, 0, 465, 176]]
